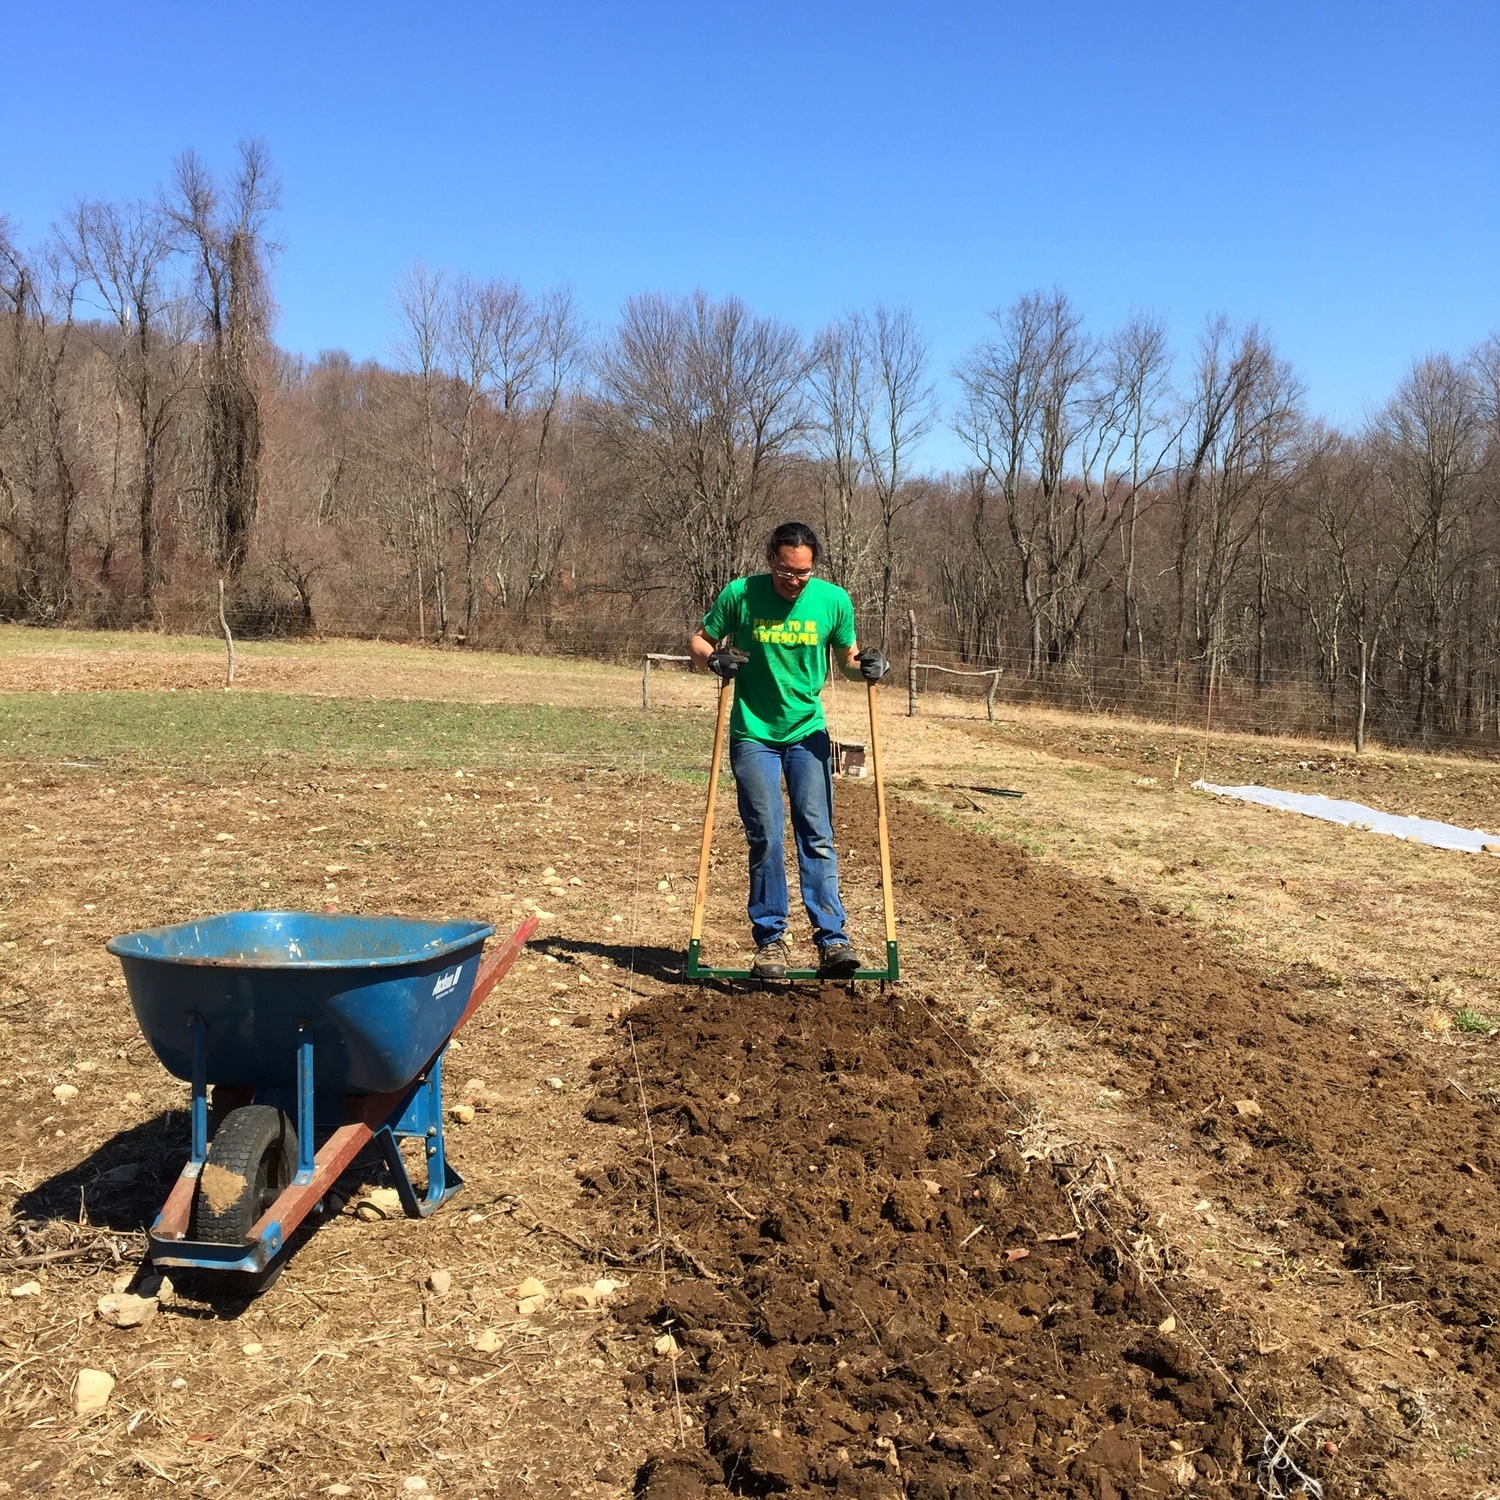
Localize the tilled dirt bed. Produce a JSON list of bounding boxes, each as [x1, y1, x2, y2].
[[4, 766, 1499, 1496], [582, 796, 1500, 1498], [595, 981, 1254, 1500]]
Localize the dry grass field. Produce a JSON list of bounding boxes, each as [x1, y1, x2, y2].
[[3, 626, 1500, 1499]]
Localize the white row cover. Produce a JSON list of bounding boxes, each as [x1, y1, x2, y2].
[[1191, 780, 1500, 857]]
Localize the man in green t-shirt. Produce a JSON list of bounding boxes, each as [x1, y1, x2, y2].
[[689, 521, 889, 979]]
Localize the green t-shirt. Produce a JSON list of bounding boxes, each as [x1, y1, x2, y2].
[[702, 574, 857, 744]]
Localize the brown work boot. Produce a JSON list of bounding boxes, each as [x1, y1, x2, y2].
[[751, 938, 789, 979], [817, 942, 861, 978]]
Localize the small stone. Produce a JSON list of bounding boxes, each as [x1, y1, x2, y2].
[[327, 1488, 353, 1497], [171, 1377, 187, 1390], [426, 1269, 452, 1296], [559, 1275, 626, 1310], [545, 1076, 566, 1091], [402, 1479, 429, 1496], [241, 1342, 264, 1356], [123, 1090, 143, 1103], [110, 1271, 133, 1294], [462, 1077, 486, 1097], [1157, 1314, 1177, 1334], [355, 1186, 403, 1220], [137, 1273, 172, 1302], [53, 1083, 79, 1102], [450, 1103, 475, 1124], [1023, 1051, 1042, 1068], [1232, 1098, 1262, 1118], [547, 1015, 562, 1027], [97, 1292, 157, 1329], [74, 1368, 114, 1416], [654, 1333, 679, 1357], [922, 1178, 943, 1196], [473, 1328, 502, 1353], [10, 1280, 40, 1298], [516, 1275, 548, 1316]]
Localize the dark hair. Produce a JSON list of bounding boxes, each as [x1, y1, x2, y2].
[[766, 521, 822, 564]]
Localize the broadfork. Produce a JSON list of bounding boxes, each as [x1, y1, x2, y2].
[[685, 673, 899, 983]]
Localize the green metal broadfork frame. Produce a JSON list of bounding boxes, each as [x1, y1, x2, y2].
[[685, 673, 900, 983]]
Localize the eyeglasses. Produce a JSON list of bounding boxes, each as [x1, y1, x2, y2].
[[771, 565, 815, 581]]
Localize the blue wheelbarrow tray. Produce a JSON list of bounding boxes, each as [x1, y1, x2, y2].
[[108, 910, 535, 1283], [110, 910, 496, 1094]]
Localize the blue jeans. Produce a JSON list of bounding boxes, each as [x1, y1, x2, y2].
[[729, 730, 849, 950]]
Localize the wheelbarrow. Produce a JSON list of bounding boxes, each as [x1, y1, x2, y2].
[[107, 910, 538, 1291]]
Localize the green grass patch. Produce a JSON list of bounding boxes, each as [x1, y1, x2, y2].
[[1454, 1007, 1495, 1036], [0, 691, 711, 777]]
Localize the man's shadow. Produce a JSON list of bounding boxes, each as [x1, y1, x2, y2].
[[535, 936, 688, 983]]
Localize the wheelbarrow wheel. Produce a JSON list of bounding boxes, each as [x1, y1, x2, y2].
[[193, 1104, 298, 1247]]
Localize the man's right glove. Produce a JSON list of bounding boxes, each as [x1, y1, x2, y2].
[[856, 647, 890, 682], [708, 646, 748, 681]]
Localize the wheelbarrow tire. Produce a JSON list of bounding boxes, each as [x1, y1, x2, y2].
[[193, 1104, 298, 1247]]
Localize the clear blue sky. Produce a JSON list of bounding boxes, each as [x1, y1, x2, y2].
[[3, 1, 1497, 468]]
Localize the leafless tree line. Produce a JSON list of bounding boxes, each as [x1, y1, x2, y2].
[[4, 150, 1500, 750]]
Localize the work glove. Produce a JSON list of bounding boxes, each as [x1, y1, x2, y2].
[[856, 647, 890, 683], [708, 646, 748, 681]]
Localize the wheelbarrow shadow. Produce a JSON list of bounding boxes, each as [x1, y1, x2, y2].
[[10, 1111, 396, 1315], [12, 1111, 193, 1234]]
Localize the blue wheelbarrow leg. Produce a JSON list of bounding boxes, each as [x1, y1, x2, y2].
[[374, 1048, 463, 1218]]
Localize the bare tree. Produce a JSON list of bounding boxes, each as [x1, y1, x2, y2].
[[69, 195, 192, 612], [173, 140, 279, 576], [392, 262, 449, 638], [1170, 318, 1303, 697], [1373, 352, 1484, 735], [0, 225, 81, 618], [859, 305, 936, 648], [440, 273, 541, 635], [597, 291, 807, 612], [807, 317, 872, 598], [1098, 314, 1175, 671], [518, 288, 583, 621], [956, 289, 1121, 674], [1297, 434, 1418, 750]]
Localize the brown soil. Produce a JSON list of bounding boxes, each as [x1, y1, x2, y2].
[[591, 981, 1259, 1499], [4, 727, 1498, 1495]]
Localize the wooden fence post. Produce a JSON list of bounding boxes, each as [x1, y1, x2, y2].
[[642, 655, 651, 710], [218, 578, 236, 689], [986, 669, 1000, 722], [907, 609, 918, 718]]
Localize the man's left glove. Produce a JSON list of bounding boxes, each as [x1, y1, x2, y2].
[[856, 647, 890, 682], [708, 646, 749, 681]]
